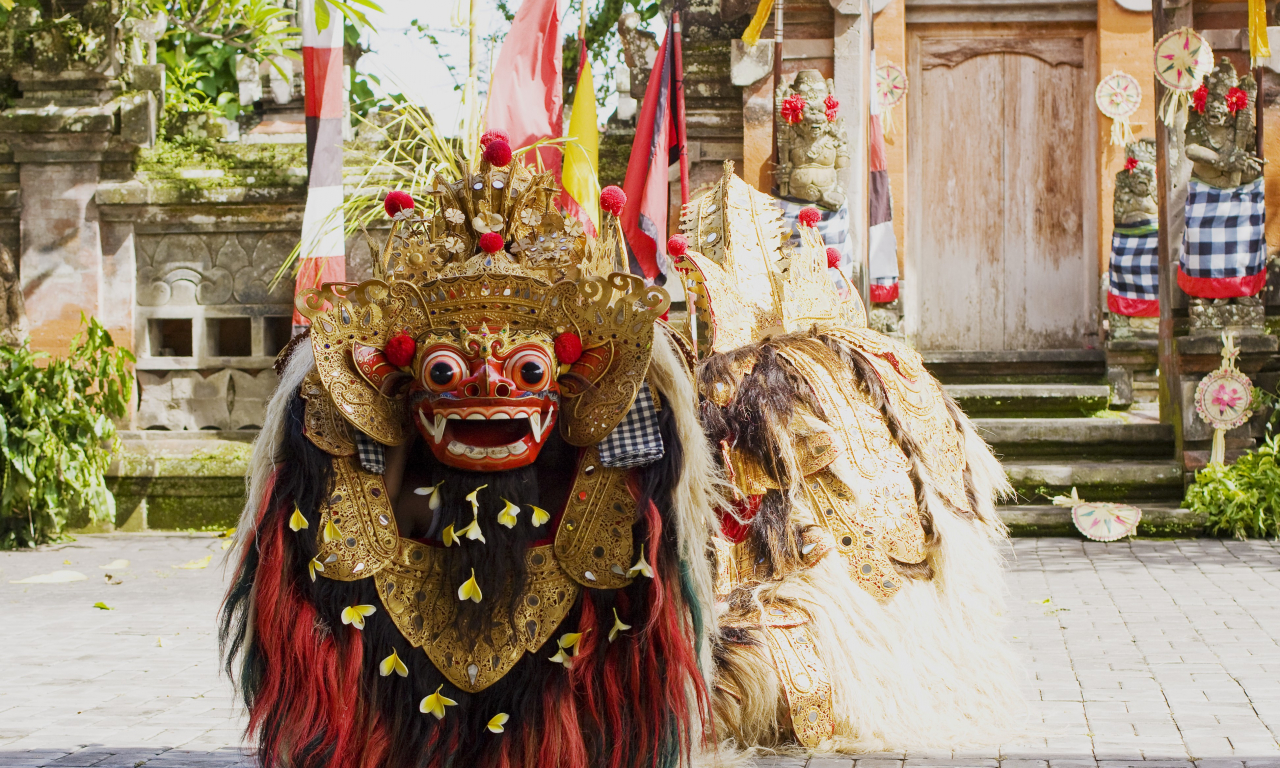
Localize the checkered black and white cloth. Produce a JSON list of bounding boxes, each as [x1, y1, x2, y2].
[[1109, 220, 1159, 301], [355, 431, 386, 475], [777, 197, 853, 269], [598, 382, 665, 469], [1182, 178, 1266, 280]]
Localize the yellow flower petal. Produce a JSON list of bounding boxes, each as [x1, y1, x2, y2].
[[441, 523, 457, 547], [458, 517, 486, 543], [557, 631, 584, 652], [379, 648, 408, 677], [308, 557, 325, 582], [340, 604, 376, 630], [289, 507, 308, 531], [628, 545, 654, 579], [548, 648, 573, 669], [609, 608, 632, 642], [487, 713, 510, 733], [530, 505, 550, 527], [419, 685, 458, 719], [457, 569, 483, 603], [497, 499, 520, 528], [323, 519, 340, 543], [465, 484, 489, 515]]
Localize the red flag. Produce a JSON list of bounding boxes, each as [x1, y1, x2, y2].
[[620, 28, 683, 281], [486, 0, 563, 178]]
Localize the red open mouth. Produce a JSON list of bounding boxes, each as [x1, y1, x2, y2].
[[416, 400, 558, 468], [447, 418, 531, 448]]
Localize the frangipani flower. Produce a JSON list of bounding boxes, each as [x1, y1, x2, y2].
[[628, 545, 654, 578], [441, 523, 458, 547], [379, 648, 408, 677], [558, 631, 585, 655], [323, 519, 340, 543], [530, 505, 550, 527], [458, 569, 483, 603], [444, 207, 465, 225], [487, 713, 510, 733], [307, 556, 324, 582], [549, 647, 573, 668], [341, 604, 376, 630], [420, 685, 458, 719], [466, 485, 488, 515], [413, 480, 445, 511], [472, 211, 504, 234], [497, 500, 520, 528], [458, 516, 485, 543], [289, 507, 308, 531], [609, 609, 632, 642]]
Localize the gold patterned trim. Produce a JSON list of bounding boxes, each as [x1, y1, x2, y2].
[[300, 370, 356, 456], [375, 541, 580, 693], [758, 602, 835, 748], [553, 447, 637, 590], [313, 456, 400, 580]]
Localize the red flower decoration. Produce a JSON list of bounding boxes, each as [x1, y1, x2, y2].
[[781, 94, 806, 124], [798, 207, 822, 227], [1124, 156, 1139, 172], [483, 139, 512, 167], [479, 128, 509, 149], [1192, 84, 1208, 114], [600, 185, 627, 216], [554, 332, 583, 365], [667, 233, 689, 257], [478, 232, 504, 253], [824, 95, 839, 121], [1226, 86, 1248, 113], [825, 247, 841, 269], [384, 190, 414, 218], [385, 332, 416, 368]]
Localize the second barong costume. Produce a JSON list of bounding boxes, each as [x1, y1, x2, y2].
[[221, 143, 1022, 766]]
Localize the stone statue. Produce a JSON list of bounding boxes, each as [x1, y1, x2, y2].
[[1109, 140, 1160, 341], [776, 70, 850, 209], [0, 244, 27, 346], [1181, 58, 1267, 334]]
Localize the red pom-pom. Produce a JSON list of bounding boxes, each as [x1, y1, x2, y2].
[[781, 94, 806, 124], [667, 234, 688, 257], [554, 332, 583, 365], [1124, 156, 1139, 172], [1226, 86, 1248, 113], [600, 185, 627, 216], [478, 232, 504, 253], [798, 207, 822, 227], [385, 332, 416, 368], [1192, 84, 1208, 114], [483, 139, 512, 167], [826, 247, 841, 269], [479, 129, 509, 149], [384, 190, 414, 217], [824, 94, 839, 121]]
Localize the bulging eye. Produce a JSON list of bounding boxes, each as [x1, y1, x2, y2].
[[421, 349, 466, 392], [505, 348, 552, 391]]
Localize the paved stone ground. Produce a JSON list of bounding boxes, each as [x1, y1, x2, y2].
[[1, 535, 1278, 768]]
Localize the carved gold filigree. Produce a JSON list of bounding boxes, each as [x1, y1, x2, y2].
[[375, 541, 580, 693], [313, 456, 401, 580], [553, 448, 637, 589], [758, 603, 835, 748], [301, 370, 356, 456]]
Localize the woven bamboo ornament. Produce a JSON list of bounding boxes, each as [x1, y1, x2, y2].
[[1095, 70, 1142, 146], [1195, 332, 1254, 466], [1053, 488, 1143, 542], [875, 62, 908, 137], [1155, 27, 1214, 128]]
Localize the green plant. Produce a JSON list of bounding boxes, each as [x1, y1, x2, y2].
[[0, 318, 135, 549], [1185, 434, 1280, 540]]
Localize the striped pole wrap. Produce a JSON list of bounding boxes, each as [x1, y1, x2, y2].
[[293, 0, 346, 328]]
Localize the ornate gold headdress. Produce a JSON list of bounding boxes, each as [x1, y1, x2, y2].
[[675, 161, 865, 356], [296, 155, 670, 447]]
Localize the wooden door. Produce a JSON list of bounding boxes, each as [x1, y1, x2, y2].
[[907, 30, 1098, 352]]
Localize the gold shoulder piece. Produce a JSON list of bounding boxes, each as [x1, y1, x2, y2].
[[301, 370, 356, 456], [313, 456, 400, 580], [554, 448, 637, 589], [375, 541, 579, 693], [758, 602, 835, 749]]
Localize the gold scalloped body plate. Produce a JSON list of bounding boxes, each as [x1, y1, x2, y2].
[[301, 370, 356, 457], [757, 603, 835, 749], [313, 457, 401, 580], [553, 448, 637, 589]]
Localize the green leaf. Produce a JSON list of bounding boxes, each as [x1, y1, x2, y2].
[[93, 602, 113, 610]]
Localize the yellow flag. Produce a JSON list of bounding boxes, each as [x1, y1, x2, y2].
[[562, 58, 600, 233]]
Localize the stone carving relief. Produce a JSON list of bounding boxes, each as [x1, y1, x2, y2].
[[137, 232, 297, 306], [137, 368, 279, 430]]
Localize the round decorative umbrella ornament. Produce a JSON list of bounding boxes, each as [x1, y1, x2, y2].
[[1053, 488, 1143, 542], [875, 62, 908, 137], [1195, 332, 1254, 465], [1095, 70, 1143, 146], [1154, 27, 1214, 127]]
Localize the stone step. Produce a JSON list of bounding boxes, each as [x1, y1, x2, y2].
[[924, 348, 1106, 383], [974, 417, 1174, 458], [945, 382, 1110, 417], [999, 503, 1204, 537], [1001, 458, 1183, 503]]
